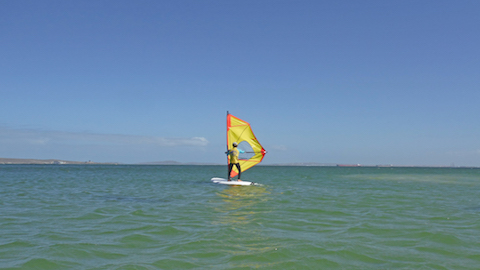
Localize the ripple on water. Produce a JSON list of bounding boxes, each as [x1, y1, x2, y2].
[[2, 165, 480, 269]]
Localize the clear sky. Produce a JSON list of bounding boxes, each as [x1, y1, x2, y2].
[[1, 0, 479, 166]]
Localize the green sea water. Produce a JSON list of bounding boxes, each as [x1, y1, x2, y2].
[[1, 165, 479, 269]]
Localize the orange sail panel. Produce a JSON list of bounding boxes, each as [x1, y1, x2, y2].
[[227, 113, 266, 177]]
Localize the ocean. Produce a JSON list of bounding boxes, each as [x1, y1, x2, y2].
[[1, 165, 479, 269]]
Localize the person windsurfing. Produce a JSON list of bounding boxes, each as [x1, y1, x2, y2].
[[227, 142, 243, 181]]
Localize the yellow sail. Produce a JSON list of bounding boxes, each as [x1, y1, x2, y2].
[[227, 113, 266, 177]]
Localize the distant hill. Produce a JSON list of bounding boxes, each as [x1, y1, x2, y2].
[[0, 158, 115, 165], [0, 158, 219, 165], [137, 161, 222, 165]]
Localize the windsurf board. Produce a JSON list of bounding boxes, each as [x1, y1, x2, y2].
[[211, 177, 261, 186]]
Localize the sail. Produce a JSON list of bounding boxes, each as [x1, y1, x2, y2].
[[227, 113, 266, 177]]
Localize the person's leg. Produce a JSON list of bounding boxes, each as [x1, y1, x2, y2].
[[235, 163, 241, 180], [228, 163, 233, 180]]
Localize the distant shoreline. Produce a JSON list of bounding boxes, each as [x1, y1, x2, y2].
[[0, 158, 116, 165], [0, 158, 477, 168]]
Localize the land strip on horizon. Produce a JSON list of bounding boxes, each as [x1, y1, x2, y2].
[[0, 158, 476, 168]]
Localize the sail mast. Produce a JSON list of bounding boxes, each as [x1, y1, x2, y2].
[[226, 111, 230, 178]]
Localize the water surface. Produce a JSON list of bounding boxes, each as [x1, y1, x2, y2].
[[1, 165, 479, 269]]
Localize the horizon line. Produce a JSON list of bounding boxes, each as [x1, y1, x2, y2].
[[0, 158, 478, 168]]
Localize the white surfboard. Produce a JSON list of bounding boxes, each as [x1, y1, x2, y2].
[[211, 177, 262, 186]]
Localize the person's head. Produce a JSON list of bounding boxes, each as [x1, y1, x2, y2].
[[233, 142, 238, 147]]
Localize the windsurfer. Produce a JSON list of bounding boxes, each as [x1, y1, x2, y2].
[[227, 142, 242, 181]]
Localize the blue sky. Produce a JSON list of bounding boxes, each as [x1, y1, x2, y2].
[[1, 0, 479, 166]]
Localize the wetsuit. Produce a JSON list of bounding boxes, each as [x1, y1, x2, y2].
[[228, 147, 241, 180]]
